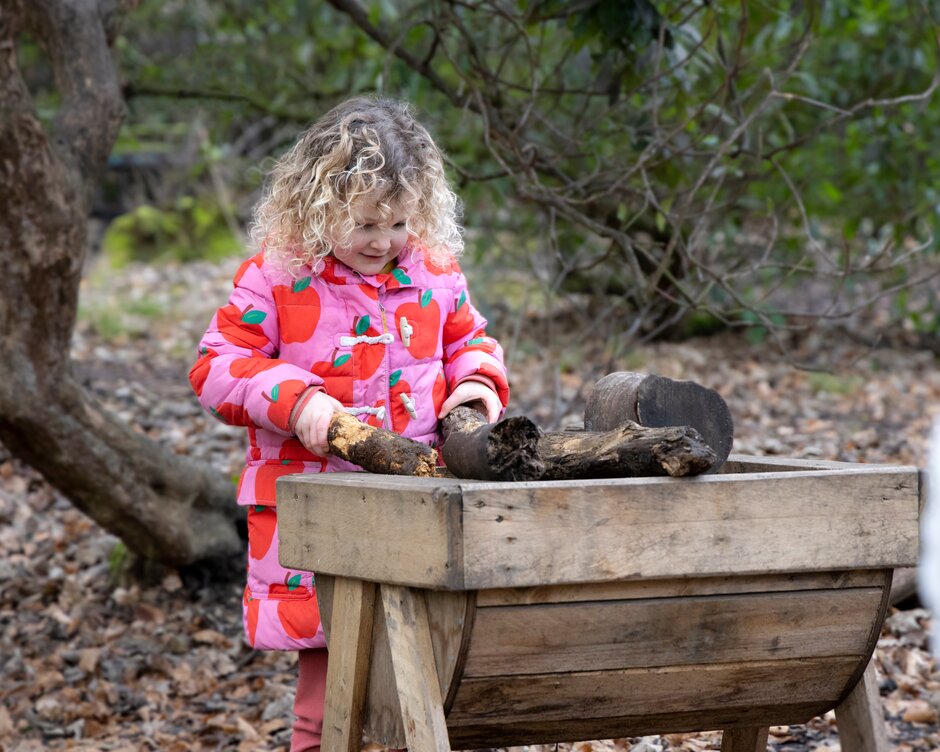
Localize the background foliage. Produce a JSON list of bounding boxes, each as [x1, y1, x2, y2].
[[30, 0, 940, 348]]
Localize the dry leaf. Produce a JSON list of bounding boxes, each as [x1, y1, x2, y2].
[[902, 699, 939, 724]]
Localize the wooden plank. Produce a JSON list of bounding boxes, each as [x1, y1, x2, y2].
[[463, 588, 882, 676], [447, 703, 823, 749], [721, 727, 769, 752], [278, 474, 465, 589], [447, 656, 860, 724], [381, 584, 451, 752], [460, 468, 919, 588], [721, 455, 891, 473], [314, 574, 334, 644], [362, 596, 405, 748], [835, 660, 889, 752], [321, 577, 376, 752], [476, 570, 887, 606], [425, 589, 475, 712]]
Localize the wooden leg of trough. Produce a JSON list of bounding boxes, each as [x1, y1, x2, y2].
[[585, 371, 735, 472], [834, 659, 889, 752], [321, 577, 376, 752], [328, 411, 438, 477], [381, 583, 451, 752], [720, 726, 769, 752]]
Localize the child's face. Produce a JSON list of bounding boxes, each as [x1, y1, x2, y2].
[[334, 195, 414, 276]]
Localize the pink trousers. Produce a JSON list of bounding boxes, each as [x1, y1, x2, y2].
[[291, 648, 328, 752]]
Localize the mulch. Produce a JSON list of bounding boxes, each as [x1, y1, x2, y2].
[[1, 258, 938, 751]]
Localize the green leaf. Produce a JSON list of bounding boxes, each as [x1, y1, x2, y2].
[[334, 353, 352, 367], [355, 316, 370, 335], [392, 268, 412, 285], [466, 337, 485, 345], [293, 276, 312, 293], [254, 505, 266, 512], [457, 290, 466, 311], [242, 309, 267, 325], [287, 574, 302, 590], [421, 289, 433, 307], [200, 346, 208, 355], [390, 369, 402, 387], [271, 383, 280, 402]]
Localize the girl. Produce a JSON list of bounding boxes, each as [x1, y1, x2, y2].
[[189, 97, 509, 751]]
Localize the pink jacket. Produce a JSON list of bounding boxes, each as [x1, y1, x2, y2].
[[190, 246, 509, 650]]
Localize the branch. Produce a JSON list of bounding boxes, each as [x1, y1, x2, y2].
[[26, 0, 127, 202]]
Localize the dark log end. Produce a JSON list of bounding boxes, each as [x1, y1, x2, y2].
[[441, 407, 544, 481], [586, 371, 734, 472]]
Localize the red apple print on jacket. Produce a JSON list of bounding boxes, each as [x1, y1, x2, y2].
[[244, 587, 260, 647], [211, 401, 252, 426], [395, 290, 440, 359], [189, 346, 217, 397], [248, 505, 277, 560], [254, 462, 302, 504], [367, 398, 387, 428], [432, 370, 447, 416], [277, 597, 321, 640], [349, 316, 384, 380], [233, 253, 263, 287], [426, 257, 459, 276], [443, 290, 476, 343], [273, 276, 321, 343], [263, 379, 308, 431], [460, 330, 498, 355], [311, 348, 354, 404], [218, 303, 269, 351], [229, 357, 280, 379], [388, 370, 413, 433]]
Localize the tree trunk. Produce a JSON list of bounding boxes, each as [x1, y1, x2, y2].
[[0, 0, 241, 567]]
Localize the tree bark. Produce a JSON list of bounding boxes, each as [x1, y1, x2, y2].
[[439, 405, 714, 481], [327, 412, 438, 477], [0, 0, 241, 567], [585, 371, 734, 472]]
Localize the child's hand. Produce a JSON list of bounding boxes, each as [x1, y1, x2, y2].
[[438, 377, 501, 423], [291, 389, 345, 456]]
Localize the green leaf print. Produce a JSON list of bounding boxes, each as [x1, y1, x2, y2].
[[392, 268, 412, 285], [293, 276, 312, 293], [355, 316, 370, 336], [389, 369, 402, 387], [467, 337, 485, 345], [421, 289, 434, 307], [242, 309, 267, 325], [271, 383, 280, 402], [457, 290, 466, 311], [334, 353, 352, 367], [287, 574, 302, 591]]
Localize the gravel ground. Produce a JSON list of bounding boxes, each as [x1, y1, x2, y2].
[[0, 256, 937, 751]]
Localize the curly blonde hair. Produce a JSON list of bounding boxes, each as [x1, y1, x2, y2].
[[252, 96, 464, 275]]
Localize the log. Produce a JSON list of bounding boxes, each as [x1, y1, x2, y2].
[[585, 372, 734, 472], [440, 406, 544, 482], [539, 422, 716, 480], [327, 412, 438, 477], [440, 407, 715, 481]]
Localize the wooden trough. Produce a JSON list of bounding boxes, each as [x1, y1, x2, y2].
[[277, 455, 923, 752]]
